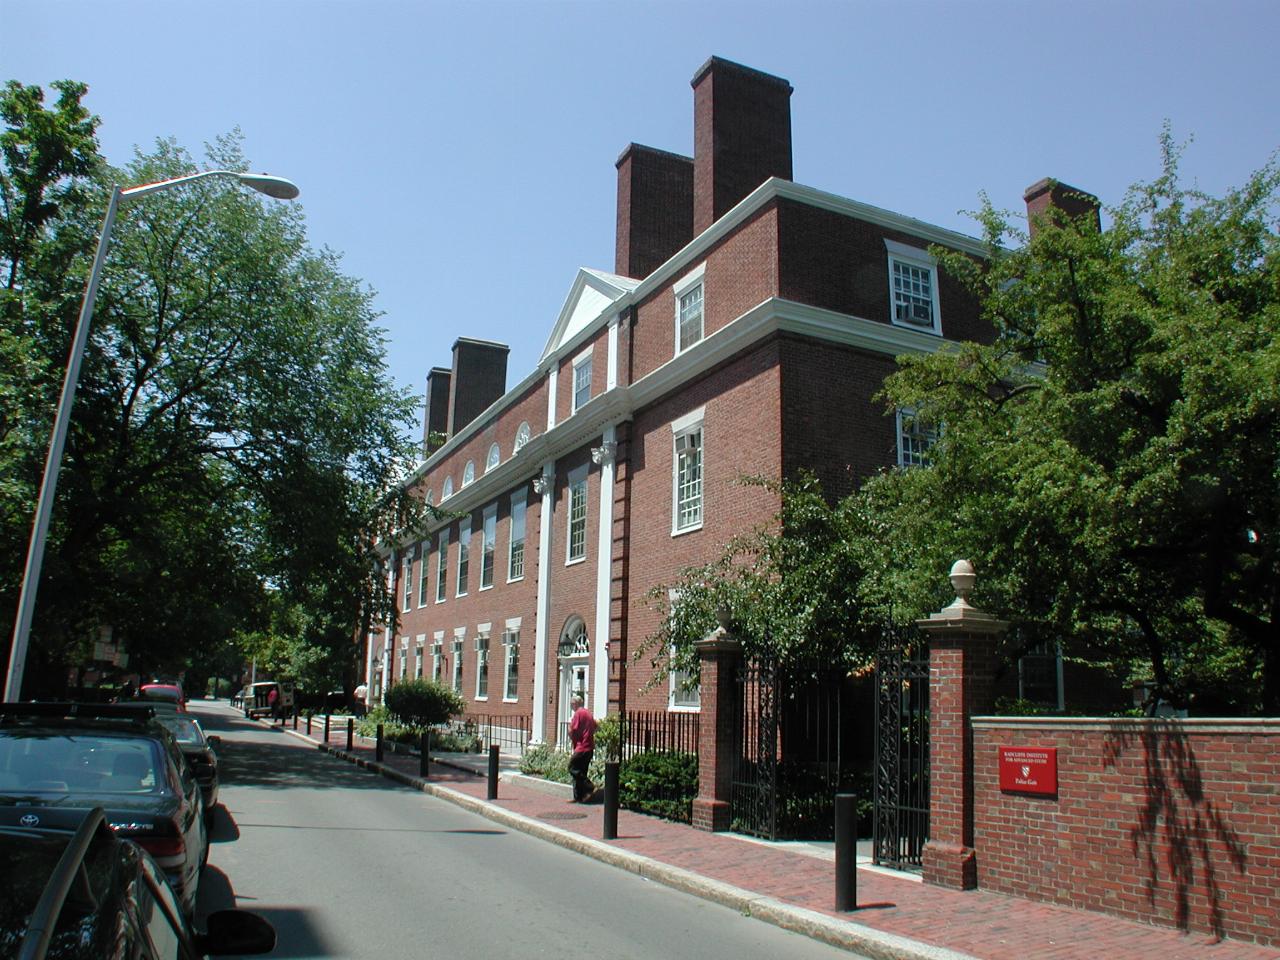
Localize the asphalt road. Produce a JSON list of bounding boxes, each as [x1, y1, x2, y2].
[[189, 699, 866, 960]]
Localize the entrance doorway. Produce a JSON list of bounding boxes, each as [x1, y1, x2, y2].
[[557, 616, 590, 747]]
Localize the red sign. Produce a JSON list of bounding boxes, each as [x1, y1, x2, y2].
[[998, 746, 1058, 796]]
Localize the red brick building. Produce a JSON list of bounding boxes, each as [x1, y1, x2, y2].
[[366, 56, 998, 745]]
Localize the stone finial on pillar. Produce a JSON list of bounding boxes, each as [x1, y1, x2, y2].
[[917, 560, 1008, 890], [691, 611, 741, 832]]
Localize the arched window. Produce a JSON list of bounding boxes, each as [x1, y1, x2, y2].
[[557, 616, 590, 658], [513, 421, 531, 454], [462, 460, 475, 486], [425, 489, 434, 506], [485, 443, 501, 473], [441, 476, 454, 499]]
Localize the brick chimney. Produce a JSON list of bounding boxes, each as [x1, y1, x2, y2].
[[1023, 178, 1101, 238], [615, 143, 694, 280], [692, 57, 793, 235], [423, 366, 451, 456], [446, 338, 509, 437]]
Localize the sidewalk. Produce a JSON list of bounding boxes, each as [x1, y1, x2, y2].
[[271, 717, 1279, 960]]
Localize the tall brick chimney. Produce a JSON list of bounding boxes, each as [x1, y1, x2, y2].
[[615, 143, 694, 280], [1023, 178, 1101, 238], [446, 338, 509, 437], [423, 366, 451, 456], [692, 57, 793, 235]]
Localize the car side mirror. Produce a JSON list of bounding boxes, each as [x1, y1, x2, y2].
[[195, 909, 276, 955], [206, 735, 222, 749]]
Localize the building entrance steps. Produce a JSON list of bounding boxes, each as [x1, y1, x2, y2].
[[276, 718, 1280, 960]]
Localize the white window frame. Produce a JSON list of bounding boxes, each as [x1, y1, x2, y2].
[[565, 465, 588, 564], [572, 348, 592, 413], [670, 655, 701, 711], [885, 238, 942, 336], [415, 636, 425, 678], [451, 630, 465, 694], [456, 518, 470, 597], [480, 504, 497, 590], [507, 491, 526, 582], [416, 540, 430, 607], [673, 262, 706, 354], [435, 529, 449, 603], [485, 443, 501, 473], [502, 619, 521, 702], [474, 627, 490, 700], [462, 460, 475, 487], [513, 421, 531, 454], [671, 407, 705, 535], [398, 637, 408, 680], [896, 407, 939, 468], [431, 632, 444, 683], [441, 476, 454, 500], [401, 554, 413, 613]]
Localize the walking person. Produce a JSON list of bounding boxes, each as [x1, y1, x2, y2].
[[267, 685, 280, 723], [567, 695, 597, 802]]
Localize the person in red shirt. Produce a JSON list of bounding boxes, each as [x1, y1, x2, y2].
[[567, 695, 597, 802]]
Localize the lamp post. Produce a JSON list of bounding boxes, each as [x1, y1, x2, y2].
[[4, 170, 300, 701]]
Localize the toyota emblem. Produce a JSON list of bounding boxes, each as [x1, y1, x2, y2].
[[19, 814, 39, 827]]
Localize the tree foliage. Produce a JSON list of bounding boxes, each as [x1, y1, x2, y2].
[[866, 134, 1279, 713], [1, 80, 421, 695], [383, 678, 465, 729]]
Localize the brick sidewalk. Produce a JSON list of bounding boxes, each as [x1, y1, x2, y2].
[[283, 721, 1279, 960]]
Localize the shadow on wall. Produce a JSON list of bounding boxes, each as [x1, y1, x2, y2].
[[1103, 721, 1248, 939]]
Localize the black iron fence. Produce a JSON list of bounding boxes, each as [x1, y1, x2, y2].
[[618, 709, 699, 758], [450, 713, 532, 754], [873, 625, 930, 871]]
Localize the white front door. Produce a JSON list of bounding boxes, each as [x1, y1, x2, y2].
[[559, 659, 589, 746]]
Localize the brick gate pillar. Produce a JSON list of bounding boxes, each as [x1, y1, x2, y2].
[[917, 560, 1008, 890], [691, 613, 741, 832]]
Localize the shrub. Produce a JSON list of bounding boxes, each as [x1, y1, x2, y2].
[[385, 679, 465, 728], [519, 743, 571, 782], [619, 751, 698, 822], [593, 713, 625, 761], [357, 705, 414, 741]]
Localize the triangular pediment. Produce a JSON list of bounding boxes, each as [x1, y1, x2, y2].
[[540, 268, 640, 362]]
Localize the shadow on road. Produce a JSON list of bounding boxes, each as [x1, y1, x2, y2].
[[197, 869, 330, 960]]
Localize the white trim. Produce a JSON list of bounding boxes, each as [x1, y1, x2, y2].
[[607, 316, 619, 391], [480, 503, 497, 590], [434, 528, 449, 603], [672, 412, 705, 536], [504, 617, 523, 631], [592, 424, 616, 718], [532, 460, 555, 744], [674, 263, 706, 356], [672, 261, 706, 298], [572, 345, 593, 366], [502, 625, 520, 703], [571, 351, 593, 413], [669, 406, 706, 436], [507, 490, 527, 583], [474, 629, 490, 701], [547, 365, 558, 430], [455, 517, 470, 597], [885, 238, 942, 337]]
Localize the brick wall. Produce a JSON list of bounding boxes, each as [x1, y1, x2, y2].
[[971, 718, 1280, 947]]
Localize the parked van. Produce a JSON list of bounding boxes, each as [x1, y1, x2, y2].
[[244, 681, 295, 719]]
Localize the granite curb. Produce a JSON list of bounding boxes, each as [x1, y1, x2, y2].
[[275, 722, 977, 960]]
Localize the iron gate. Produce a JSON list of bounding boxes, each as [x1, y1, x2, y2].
[[730, 659, 857, 840], [873, 623, 930, 870]]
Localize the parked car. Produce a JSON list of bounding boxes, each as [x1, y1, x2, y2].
[[139, 683, 186, 712], [2, 807, 274, 959], [243, 681, 294, 720], [0, 703, 208, 915], [155, 714, 220, 824]]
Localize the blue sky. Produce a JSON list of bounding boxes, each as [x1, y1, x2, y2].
[[6, 0, 1278, 431]]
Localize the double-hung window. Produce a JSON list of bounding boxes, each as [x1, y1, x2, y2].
[[885, 239, 941, 335], [896, 407, 938, 468], [671, 407, 705, 534], [414, 636, 425, 678], [431, 634, 444, 682], [435, 529, 449, 603], [480, 504, 496, 589], [673, 262, 706, 353], [474, 630, 490, 700], [566, 465, 588, 563], [508, 491, 526, 581], [572, 349, 592, 413], [398, 638, 408, 679], [456, 518, 470, 596], [417, 541, 430, 607], [401, 554, 413, 612], [502, 624, 520, 701], [451, 631, 465, 694]]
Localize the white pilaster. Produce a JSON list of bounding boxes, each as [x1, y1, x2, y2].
[[531, 460, 556, 743], [592, 425, 616, 717]]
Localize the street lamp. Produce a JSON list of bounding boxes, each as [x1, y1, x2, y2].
[[4, 169, 301, 701]]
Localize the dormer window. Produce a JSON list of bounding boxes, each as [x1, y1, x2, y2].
[[885, 239, 941, 336], [673, 262, 706, 354]]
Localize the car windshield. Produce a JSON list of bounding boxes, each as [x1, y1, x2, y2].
[[0, 732, 165, 796], [156, 716, 204, 746]]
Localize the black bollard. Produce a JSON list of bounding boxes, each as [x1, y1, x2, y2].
[[487, 744, 499, 799], [602, 761, 620, 840], [292, 707, 298, 730], [375, 723, 384, 762], [323, 714, 330, 744], [419, 730, 430, 778], [347, 717, 355, 752], [834, 792, 857, 911], [306, 714, 312, 736]]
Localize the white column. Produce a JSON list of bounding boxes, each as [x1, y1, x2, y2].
[[532, 461, 555, 744], [607, 317, 619, 391], [546, 366, 558, 430], [591, 426, 616, 717]]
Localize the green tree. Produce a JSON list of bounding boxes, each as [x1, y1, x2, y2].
[[867, 136, 1279, 713], [1, 81, 420, 695], [384, 677, 465, 729]]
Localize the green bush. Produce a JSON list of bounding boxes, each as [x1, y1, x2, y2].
[[357, 705, 415, 741], [385, 679, 465, 728], [619, 751, 698, 822], [593, 713, 625, 761], [519, 743, 572, 782]]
